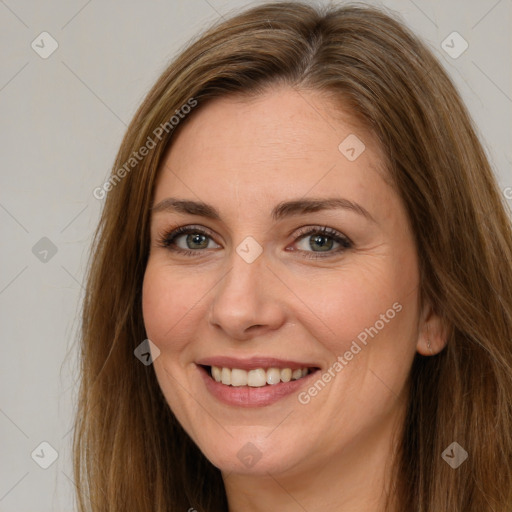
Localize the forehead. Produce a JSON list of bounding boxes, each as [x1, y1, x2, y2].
[[153, 87, 393, 220]]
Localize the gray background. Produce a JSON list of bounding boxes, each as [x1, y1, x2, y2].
[[0, 0, 510, 510]]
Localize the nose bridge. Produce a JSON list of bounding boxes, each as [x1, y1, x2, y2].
[[215, 246, 266, 314], [219, 230, 268, 297]]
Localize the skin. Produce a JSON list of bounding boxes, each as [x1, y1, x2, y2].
[[142, 87, 447, 512]]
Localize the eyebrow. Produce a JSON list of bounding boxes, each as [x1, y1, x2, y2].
[[151, 197, 375, 223]]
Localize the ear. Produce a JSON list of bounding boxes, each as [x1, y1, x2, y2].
[[416, 301, 449, 356]]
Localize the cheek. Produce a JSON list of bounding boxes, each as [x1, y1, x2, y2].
[[142, 262, 203, 354], [305, 266, 419, 399], [306, 261, 413, 347]]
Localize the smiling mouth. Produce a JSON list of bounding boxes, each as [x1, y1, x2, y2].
[[202, 365, 318, 387]]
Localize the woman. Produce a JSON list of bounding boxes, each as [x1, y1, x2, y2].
[[74, 2, 512, 511]]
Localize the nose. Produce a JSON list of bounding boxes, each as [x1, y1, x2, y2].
[[208, 248, 286, 341]]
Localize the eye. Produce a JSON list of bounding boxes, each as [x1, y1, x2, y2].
[[291, 226, 352, 259], [155, 224, 352, 259], [156, 225, 220, 256]]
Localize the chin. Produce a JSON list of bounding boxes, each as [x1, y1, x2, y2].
[[197, 430, 308, 476]]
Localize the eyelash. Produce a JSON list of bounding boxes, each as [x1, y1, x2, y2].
[[155, 224, 353, 259]]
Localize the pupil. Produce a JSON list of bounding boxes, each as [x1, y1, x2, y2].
[[188, 233, 208, 249], [311, 235, 332, 251]]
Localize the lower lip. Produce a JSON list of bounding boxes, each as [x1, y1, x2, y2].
[[198, 365, 317, 407]]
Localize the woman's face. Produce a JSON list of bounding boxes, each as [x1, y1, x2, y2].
[[142, 87, 422, 478]]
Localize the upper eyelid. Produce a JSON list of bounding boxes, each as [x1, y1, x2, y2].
[[160, 224, 345, 238]]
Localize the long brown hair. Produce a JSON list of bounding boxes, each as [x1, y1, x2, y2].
[[73, 2, 512, 510]]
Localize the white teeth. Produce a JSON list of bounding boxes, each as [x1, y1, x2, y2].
[[231, 368, 248, 387], [280, 368, 292, 383], [221, 367, 231, 385], [247, 369, 267, 387], [212, 366, 222, 382], [292, 369, 302, 380], [266, 367, 281, 385], [210, 366, 310, 387]]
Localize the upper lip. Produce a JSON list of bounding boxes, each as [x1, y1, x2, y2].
[[196, 356, 320, 371]]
